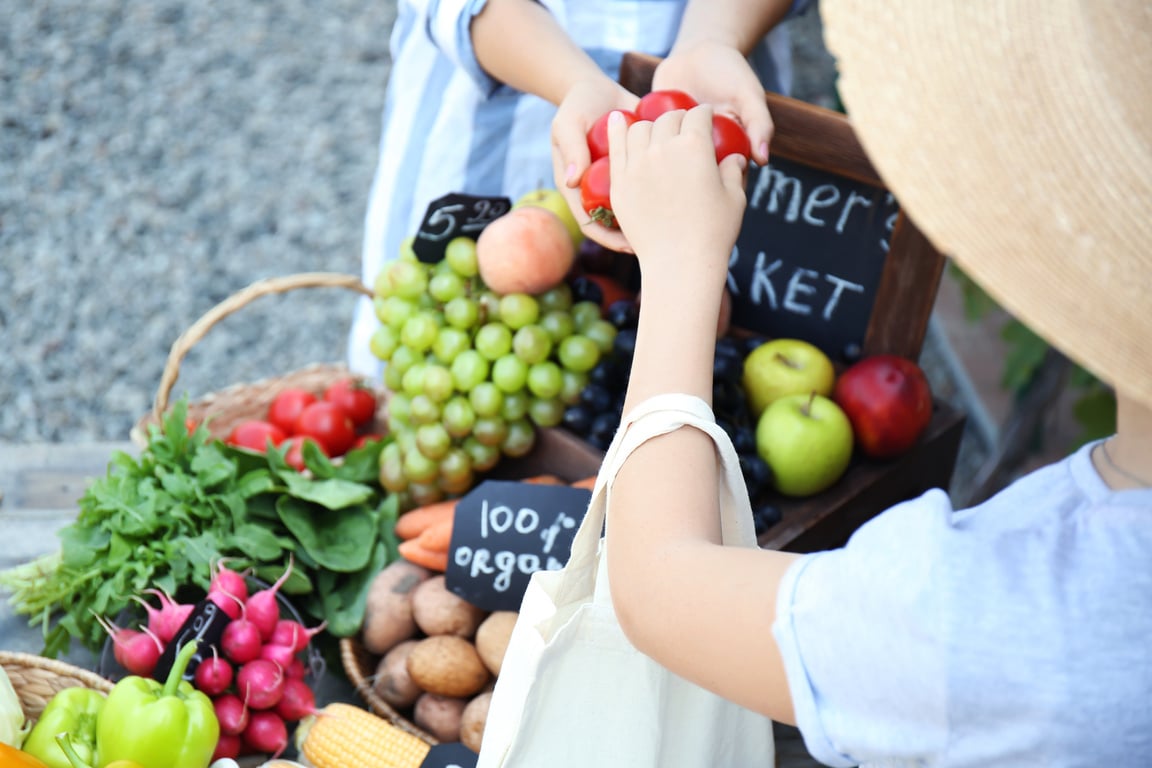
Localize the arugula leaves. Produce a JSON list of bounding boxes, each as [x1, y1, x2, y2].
[[3, 400, 398, 657]]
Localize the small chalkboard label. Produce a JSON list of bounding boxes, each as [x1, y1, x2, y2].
[[728, 156, 899, 362], [412, 192, 512, 263], [420, 742, 479, 768], [445, 480, 592, 611], [153, 598, 231, 682]]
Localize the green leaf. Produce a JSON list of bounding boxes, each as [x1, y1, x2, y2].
[[236, 469, 277, 499], [1072, 387, 1117, 445], [231, 523, 285, 561], [331, 439, 388, 484], [315, 541, 390, 637], [280, 473, 376, 511], [58, 525, 110, 569], [999, 320, 1049, 393], [276, 497, 377, 572], [251, 564, 315, 596]]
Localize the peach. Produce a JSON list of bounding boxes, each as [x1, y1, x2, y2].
[[477, 206, 576, 295]]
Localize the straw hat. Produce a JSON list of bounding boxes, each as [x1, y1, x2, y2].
[[820, 0, 1152, 408]]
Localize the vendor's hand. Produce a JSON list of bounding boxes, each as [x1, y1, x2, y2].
[[551, 78, 641, 252], [608, 105, 747, 287], [653, 41, 773, 166]]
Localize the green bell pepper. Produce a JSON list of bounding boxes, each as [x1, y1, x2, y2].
[[95, 642, 219, 768], [22, 687, 106, 768]]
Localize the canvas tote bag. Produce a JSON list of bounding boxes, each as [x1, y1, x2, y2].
[[477, 393, 776, 767]]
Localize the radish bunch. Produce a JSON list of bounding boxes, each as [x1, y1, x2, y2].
[[98, 558, 325, 761]]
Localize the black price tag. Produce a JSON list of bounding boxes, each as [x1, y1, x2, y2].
[[420, 742, 479, 768], [152, 598, 231, 682], [412, 192, 512, 263], [445, 480, 592, 611]]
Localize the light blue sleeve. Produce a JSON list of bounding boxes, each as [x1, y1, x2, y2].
[[425, 0, 500, 96], [772, 489, 954, 766]]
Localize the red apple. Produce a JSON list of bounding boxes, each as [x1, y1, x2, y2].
[[833, 354, 933, 458]]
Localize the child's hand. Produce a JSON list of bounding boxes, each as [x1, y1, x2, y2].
[[551, 78, 640, 252], [653, 40, 774, 166], [607, 105, 747, 286]]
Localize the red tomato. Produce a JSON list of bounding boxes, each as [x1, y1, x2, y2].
[[267, 388, 317, 435], [579, 156, 615, 229], [635, 89, 698, 121], [227, 420, 286, 452], [711, 114, 752, 163], [294, 401, 356, 456], [283, 436, 327, 472], [323, 379, 377, 427], [586, 109, 640, 161]]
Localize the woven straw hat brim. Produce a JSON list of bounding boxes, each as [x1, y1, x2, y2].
[[821, 0, 1152, 408]]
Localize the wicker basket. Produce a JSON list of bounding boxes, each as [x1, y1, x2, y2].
[[0, 651, 113, 722], [339, 636, 440, 745], [131, 272, 377, 448]]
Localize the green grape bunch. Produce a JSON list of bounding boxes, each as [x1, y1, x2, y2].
[[369, 236, 616, 507]]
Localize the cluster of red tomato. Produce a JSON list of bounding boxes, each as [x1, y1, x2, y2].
[[225, 379, 381, 470], [579, 89, 752, 228]]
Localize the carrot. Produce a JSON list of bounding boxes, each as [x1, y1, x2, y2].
[[570, 475, 597, 490], [398, 539, 449, 572], [416, 517, 454, 554], [395, 499, 457, 540]]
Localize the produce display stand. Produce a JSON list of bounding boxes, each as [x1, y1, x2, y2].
[[619, 52, 966, 552]]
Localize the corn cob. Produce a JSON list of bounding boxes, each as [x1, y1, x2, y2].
[[297, 703, 431, 768]]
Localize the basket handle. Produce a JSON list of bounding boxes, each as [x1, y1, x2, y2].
[[152, 272, 373, 421]]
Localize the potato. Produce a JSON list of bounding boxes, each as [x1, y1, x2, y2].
[[411, 575, 488, 638], [372, 639, 422, 709], [413, 693, 468, 742], [361, 559, 433, 654], [406, 635, 490, 698], [474, 610, 518, 676], [460, 692, 493, 754]]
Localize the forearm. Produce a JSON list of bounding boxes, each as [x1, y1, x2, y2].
[[672, 0, 794, 55], [471, 0, 609, 105], [608, 279, 800, 718]]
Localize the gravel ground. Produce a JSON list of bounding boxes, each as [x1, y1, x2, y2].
[[0, 2, 986, 496]]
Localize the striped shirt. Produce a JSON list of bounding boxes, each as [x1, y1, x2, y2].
[[349, 0, 813, 377]]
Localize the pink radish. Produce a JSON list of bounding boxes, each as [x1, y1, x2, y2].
[[211, 733, 242, 762], [134, 588, 194, 645], [274, 677, 319, 723], [284, 657, 307, 679], [94, 613, 163, 677], [210, 558, 250, 605], [257, 642, 298, 670], [243, 710, 289, 757], [245, 555, 294, 641], [209, 589, 244, 620], [236, 658, 285, 710], [268, 618, 327, 654], [213, 692, 250, 736], [193, 648, 234, 696], [220, 613, 264, 664]]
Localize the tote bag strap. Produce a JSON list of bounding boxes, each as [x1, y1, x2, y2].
[[557, 394, 758, 609]]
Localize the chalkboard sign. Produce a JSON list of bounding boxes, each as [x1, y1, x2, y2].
[[420, 742, 479, 768], [153, 598, 230, 682], [413, 192, 511, 262], [445, 480, 592, 611], [729, 156, 899, 363]]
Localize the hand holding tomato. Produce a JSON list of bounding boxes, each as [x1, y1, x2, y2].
[[651, 41, 774, 165], [551, 78, 641, 252], [604, 105, 747, 281], [576, 91, 752, 241]]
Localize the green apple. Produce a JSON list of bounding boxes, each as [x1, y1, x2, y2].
[[514, 188, 585, 249], [755, 393, 853, 497], [742, 338, 836, 418]]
